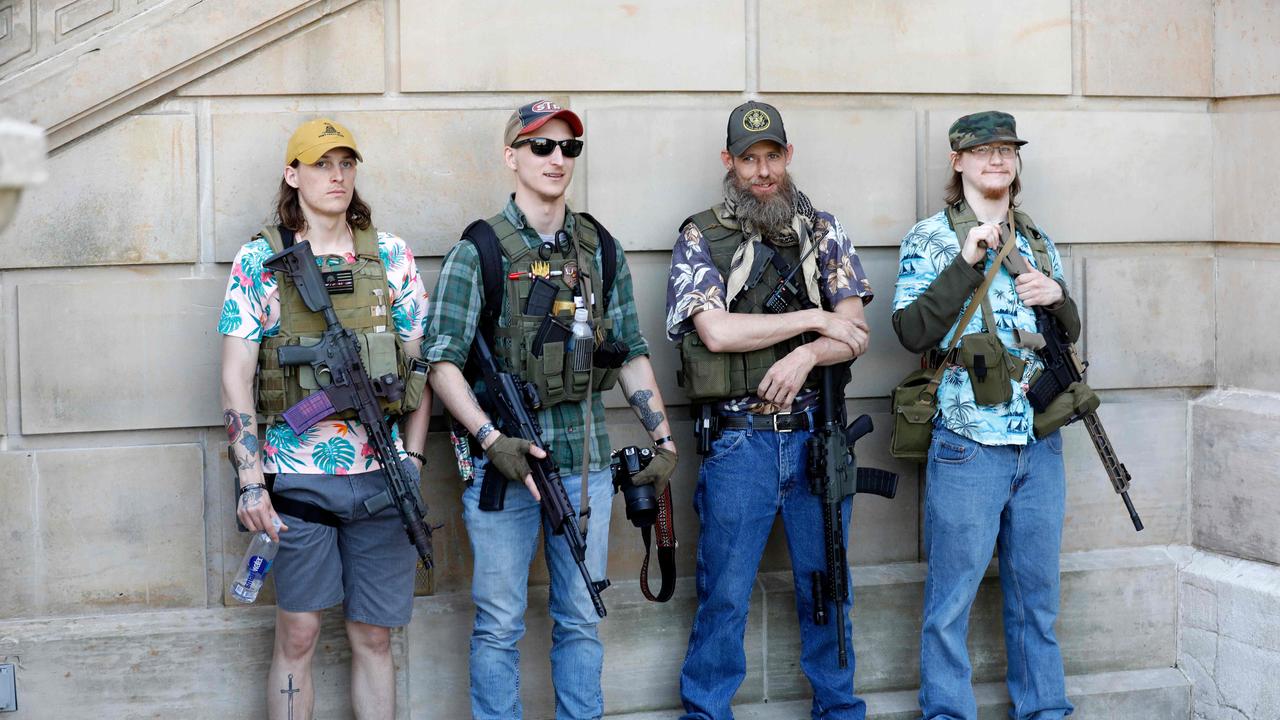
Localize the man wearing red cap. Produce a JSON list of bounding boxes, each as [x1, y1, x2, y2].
[[424, 100, 678, 719]]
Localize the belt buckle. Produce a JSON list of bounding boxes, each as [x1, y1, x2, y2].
[[772, 413, 793, 433]]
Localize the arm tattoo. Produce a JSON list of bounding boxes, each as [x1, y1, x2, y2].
[[224, 409, 259, 471], [238, 487, 265, 512], [628, 389, 665, 432]]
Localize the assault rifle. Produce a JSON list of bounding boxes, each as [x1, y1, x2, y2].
[[1025, 306, 1144, 532], [263, 241, 436, 569], [470, 333, 611, 618], [807, 365, 899, 669], [758, 243, 900, 668]]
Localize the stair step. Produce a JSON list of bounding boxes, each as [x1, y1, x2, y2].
[[605, 667, 1190, 719]]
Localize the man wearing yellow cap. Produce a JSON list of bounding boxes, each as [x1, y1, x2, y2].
[[219, 118, 432, 719]]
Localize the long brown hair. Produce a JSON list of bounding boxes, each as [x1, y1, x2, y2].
[[943, 152, 1022, 208], [273, 160, 373, 233]]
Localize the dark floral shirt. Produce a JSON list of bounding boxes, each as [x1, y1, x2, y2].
[[665, 208, 873, 413]]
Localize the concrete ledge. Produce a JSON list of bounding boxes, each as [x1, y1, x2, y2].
[[0, 546, 1185, 718], [607, 667, 1191, 719]]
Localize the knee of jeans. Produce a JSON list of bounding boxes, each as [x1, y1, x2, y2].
[[473, 612, 526, 649]]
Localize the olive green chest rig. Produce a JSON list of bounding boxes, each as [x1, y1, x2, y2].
[[255, 225, 426, 422], [676, 205, 836, 402], [942, 200, 1056, 340], [470, 212, 621, 408]]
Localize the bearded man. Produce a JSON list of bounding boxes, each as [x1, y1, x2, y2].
[[665, 101, 875, 720]]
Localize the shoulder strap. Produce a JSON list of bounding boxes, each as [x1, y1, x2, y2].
[[578, 212, 617, 309], [460, 219, 505, 347], [1012, 209, 1053, 276]]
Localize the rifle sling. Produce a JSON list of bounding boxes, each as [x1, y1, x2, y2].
[[264, 474, 342, 528]]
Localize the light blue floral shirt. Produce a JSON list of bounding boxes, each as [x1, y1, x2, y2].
[[892, 210, 1066, 446]]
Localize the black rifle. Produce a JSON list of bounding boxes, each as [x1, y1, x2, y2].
[[807, 365, 899, 669], [1025, 307, 1144, 532], [470, 333, 611, 617], [263, 241, 435, 569], [758, 244, 899, 668]]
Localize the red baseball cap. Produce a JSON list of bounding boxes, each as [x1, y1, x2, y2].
[[504, 100, 584, 146]]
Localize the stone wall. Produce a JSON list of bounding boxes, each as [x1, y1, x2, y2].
[[1, 1, 1278, 718]]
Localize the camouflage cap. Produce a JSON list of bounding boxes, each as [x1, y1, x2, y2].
[[948, 111, 1028, 152]]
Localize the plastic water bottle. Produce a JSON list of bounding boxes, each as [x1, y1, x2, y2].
[[569, 306, 594, 373], [231, 520, 281, 604]]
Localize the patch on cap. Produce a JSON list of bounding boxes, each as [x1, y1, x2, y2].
[[743, 108, 771, 132]]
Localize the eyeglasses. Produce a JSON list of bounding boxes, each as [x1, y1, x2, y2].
[[511, 137, 584, 158], [968, 144, 1018, 159]]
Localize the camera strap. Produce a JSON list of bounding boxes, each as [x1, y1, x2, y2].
[[639, 486, 677, 602]]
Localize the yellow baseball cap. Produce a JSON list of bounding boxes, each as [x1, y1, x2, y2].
[[284, 118, 364, 166]]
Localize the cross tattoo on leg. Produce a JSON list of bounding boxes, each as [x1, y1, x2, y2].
[[281, 673, 299, 720]]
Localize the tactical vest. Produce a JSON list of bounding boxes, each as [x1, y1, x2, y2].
[[485, 213, 619, 408], [255, 225, 426, 421], [677, 206, 845, 402]]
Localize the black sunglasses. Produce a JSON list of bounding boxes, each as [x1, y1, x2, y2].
[[511, 137, 584, 158]]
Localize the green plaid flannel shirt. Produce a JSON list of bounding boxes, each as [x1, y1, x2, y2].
[[423, 197, 649, 473]]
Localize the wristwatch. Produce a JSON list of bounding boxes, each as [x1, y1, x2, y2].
[[475, 422, 496, 446]]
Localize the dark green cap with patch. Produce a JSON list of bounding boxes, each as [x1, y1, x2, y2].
[[948, 111, 1028, 151], [727, 101, 787, 156]]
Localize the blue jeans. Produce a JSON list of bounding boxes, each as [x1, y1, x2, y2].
[[919, 427, 1074, 720], [462, 459, 614, 720], [680, 424, 866, 720]]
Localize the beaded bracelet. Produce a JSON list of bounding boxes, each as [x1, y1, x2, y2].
[[405, 450, 427, 464]]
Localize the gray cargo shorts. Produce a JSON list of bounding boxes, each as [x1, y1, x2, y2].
[[271, 460, 420, 627]]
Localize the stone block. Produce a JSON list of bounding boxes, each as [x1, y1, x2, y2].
[[1179, 551, 1280, 720], [1081, 0, 1212, 97], [852, 246, 941, 399], [759, 0, 1071, 94], [18, 276, 224, 434], [1216, 251, 1280, 391], [583, 106, 740, 253], [0, 0, 33, 67], [1214, 0, 1280, 97], [0, 453, 37, 618], [1060, 398, 1189, 551], [584, 106, 916, 251], [1, 113, 197, 268], [406, 579, 765, 718], [1213, 111, 1280, 245], [1081, 249, 1215, 388], [211, 108, 516, 262], [762, 547, 1178, 700], [925, 110, 1212, 244], [1191, 391, 1280, 565], [0, 605, 380, 719], [3, 445, 207, 619], [400, 1, 745, 92], [179, 0, 384, 96]]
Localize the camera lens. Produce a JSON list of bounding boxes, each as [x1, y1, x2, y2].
[[622, 481, 657, 527]]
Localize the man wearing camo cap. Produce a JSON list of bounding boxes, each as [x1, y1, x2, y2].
[[892, 111, 1081, 719]]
